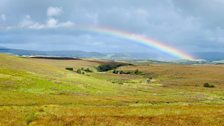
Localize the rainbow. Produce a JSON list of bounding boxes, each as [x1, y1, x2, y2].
[[73, 25, 195, 60]]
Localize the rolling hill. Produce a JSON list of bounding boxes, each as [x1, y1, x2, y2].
[[0, 54, 224, 126]]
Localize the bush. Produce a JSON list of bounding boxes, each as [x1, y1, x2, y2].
[[146, 77, 152, 84], [76, 68, 92, 74], [126, 71, 131, 74], [119, 71, 125, 74], [203, 83, 215, 88], [84, 68, 93, 72], [77, 69, 82, 74], [134, 69, 142, 74], [112, 69, 143, 75], [65, 67, 73, 71]]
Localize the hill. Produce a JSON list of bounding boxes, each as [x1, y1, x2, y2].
[[0, 54, 224, 126]]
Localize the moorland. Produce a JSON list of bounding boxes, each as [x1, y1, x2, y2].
[[0, 54, 223, 126]]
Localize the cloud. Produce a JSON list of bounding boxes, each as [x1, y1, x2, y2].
[[58, 21, 75, 27], [46, 18, 58, 27], [0, 14, 6, 21], [47, 6, 63, 17], [172, 0, 224, 28], [45, 18, 75, 28], [19, 13, 75, 29], [0, 0, 224, 55], [19, 15, 45, 29]]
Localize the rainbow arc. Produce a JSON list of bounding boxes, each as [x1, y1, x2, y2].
[[73, 25, 195, 60]]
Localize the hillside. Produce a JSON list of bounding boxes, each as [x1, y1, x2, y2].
[[0, 54, 224, 126]]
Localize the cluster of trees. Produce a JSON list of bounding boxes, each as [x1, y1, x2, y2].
[[112, 69, 142, 75], [97, 62, 131, 72]]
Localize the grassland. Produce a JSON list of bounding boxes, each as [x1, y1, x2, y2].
[[0, 54, 223, 126]]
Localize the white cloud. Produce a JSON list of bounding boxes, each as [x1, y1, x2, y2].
[[19, 15, 75, 29], [18, 6, 75, 29], [19, 15, 44, 29], [59, 21, 75, 27], [1, 14, 6, 21], [46, 18, 58, 27], [47, 6, 63, 17]]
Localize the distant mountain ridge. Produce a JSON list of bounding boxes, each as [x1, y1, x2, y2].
[[1, 47, 224, 62], [0, 47, 166, 60], [0, 47, 105, 58]]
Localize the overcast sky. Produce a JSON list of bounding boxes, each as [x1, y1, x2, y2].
[[0, 0, 223, 57]]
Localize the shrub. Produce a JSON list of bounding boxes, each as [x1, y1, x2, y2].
[[65, 67, 73, 71], [84, 68, 93, 72], [119, 71, 125, 74], [126, 71, 131, 74], [134, 69, 140, 74], [112, 69, 143, 75], [77, 69, 82, 74], [112, 70, 119, 74], [146, 77, 152, 84], [203, 83, 215, 88]]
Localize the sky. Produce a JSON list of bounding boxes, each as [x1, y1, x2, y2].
[[0, 0, 223, 59]]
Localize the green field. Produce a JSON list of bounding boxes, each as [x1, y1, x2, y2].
[[0, 54, 223, 126]]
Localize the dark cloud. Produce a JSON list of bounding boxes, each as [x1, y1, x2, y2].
[[173, 0, 224, 28]]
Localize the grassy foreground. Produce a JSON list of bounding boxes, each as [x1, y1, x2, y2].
[[0, 54, 223, 126]]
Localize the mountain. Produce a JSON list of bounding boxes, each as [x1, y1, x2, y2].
[[1, 47, 224, 62], [0, 47, 168, 60], [0, 47, 105, 58]]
